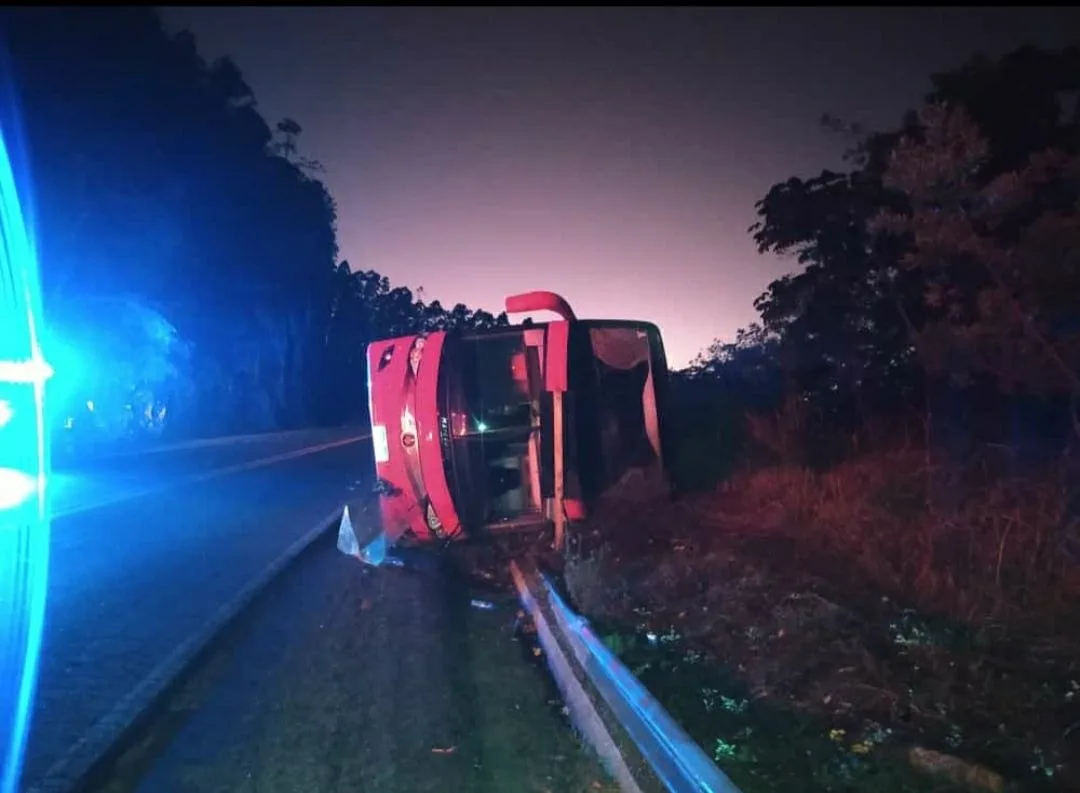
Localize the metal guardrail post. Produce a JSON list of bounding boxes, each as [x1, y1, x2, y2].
[[509, 562, 644, 793], [542, 575, 742, 793], [510, 558, 743, 793]]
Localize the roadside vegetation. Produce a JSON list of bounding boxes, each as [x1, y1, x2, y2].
[[565, 43, 1080, 793], [3, 8, 504, 454]]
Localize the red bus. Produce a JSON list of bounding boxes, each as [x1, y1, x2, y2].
[[355, 291, 670, 561]]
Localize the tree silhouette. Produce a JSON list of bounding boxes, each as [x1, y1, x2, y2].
[[697, 42, 1080, 460], [0, 7, 507, 442], [872, 102, 1080, 432]]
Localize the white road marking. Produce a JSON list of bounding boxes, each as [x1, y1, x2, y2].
[[50, 434, 371, 520]]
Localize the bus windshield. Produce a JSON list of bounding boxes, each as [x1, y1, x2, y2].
[[437, 329, 544, 530]]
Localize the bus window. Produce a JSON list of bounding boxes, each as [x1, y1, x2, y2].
[[587, 324, 662, 490], [439, 331, 544, 530]]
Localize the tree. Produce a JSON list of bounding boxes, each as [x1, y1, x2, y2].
[[693, 43, 1080, 453], [750, 164, 922, 418], [871, 102, 1080, 426], [0, 8, 503, 441], [48, 295, 192, 442], [1, 7, 332, 433], [315, 263, 509, 423]]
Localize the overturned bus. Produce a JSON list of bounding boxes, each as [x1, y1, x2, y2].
[[346, 291, 671, 563]]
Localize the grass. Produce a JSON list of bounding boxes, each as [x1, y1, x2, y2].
[[455, 593, 621, 792], [560, 425, 1080, 793], [710, 449, 1080, 630], [591, 624, 956, 793]]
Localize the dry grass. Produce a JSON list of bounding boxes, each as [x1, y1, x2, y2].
[[714, 448, 1080, 632], [562, 418, 1080, 791]]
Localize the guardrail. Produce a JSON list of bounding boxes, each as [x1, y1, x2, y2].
[[510, 561, 742, 793]]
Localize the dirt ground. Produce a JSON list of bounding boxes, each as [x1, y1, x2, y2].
[[556, 473, 1080, 793]]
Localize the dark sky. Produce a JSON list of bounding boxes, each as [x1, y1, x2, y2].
[[161, 7, 1079, 367]]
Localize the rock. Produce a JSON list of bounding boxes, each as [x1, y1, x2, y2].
[[908, 746, 1006, 793]]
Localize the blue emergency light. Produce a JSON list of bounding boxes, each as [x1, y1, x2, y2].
[[0, 118, 51, 793]]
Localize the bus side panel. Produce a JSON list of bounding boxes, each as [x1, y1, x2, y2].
[[367, 336, 431, 544]]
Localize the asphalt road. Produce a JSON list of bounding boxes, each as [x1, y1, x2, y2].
[[95, 535, 616, 793], [48, 427, 369, 518], [22, 429, 372, 788]]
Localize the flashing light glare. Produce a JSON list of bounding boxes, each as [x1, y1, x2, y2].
[[0, 358, 51, 384], [0, 119, 51, 793], [476, 420, 488, 433], [0, 469, 36, 511]]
